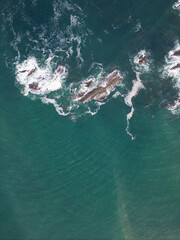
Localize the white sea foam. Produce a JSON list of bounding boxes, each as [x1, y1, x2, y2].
[[74, 69, 105, 100], [125, 72, 145, 140], [15, 56, 123, 118], [133, 22, 142, 32], [75, 37, 84, 67], [163, 41, 180, 114], [173, 0, 180, 10], [70, 15, 80, 27], [15, 57, 67, 96], [164, 42, 180, 78]]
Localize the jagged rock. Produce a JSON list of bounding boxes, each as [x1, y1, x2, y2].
[[76, 70, 122, 103], [138, 55, 148, 65], [56, 66, 64, 74], [29, 82, 40, 90], [173, 50, 180, 57], [170, 63, 180, 70], [85, 80, 93, 88], [27, 68, 36, 77]]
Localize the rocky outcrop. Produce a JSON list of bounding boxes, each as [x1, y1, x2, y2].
[[170, 63, 180, 70], [85, 80, 93, 88], [76, 70, 122, 103], [173, 50, 180, 57], [29, 82, 40, 90], [27, 68, 36, 77], [138, 55, 148, 65], [54, 65, 64, 74], [174, 3, 180, 8]]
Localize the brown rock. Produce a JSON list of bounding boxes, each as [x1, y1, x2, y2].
[[19, 70, 28, 73], [138, 55, 148, 65], [27, 69, 36, 77], [29, 82, 40, 90], [170, 63, 180, 70], [56, 66, 64, 74], [173, 50, 180, 57], [77, 70, 122, 103], [85, 80, 93, 88]]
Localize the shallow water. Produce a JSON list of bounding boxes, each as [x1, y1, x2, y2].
[[0, 0, 180, 239]]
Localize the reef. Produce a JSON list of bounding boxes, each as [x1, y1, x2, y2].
[[29, 82, 40, 90], [76, 70, 122, 103]]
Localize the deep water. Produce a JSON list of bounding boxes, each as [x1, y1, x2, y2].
[[0, 0, 180, 239]]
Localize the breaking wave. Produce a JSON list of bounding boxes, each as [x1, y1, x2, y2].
[[163, 41, 180, 114], [173, 0, 180, 11], [15, 57, 67, 96]]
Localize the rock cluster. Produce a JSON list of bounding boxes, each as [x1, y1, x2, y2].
[[29, 82, 40, 90]]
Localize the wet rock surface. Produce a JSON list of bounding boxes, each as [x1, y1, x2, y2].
[[173, 50, 180, 57], [76, 70, 122, 103], [27, 68, 36, 77], [170, 63, 180, 70], [138, 55, 148, 65]]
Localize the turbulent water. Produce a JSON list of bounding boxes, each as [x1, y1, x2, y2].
[[0, 0, 180, 239]]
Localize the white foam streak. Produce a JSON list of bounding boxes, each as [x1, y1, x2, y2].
[[125, 72, 145, 140], [163, 41, 180, 114], [42, 97, 69, 116]]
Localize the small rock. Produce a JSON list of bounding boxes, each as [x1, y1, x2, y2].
[[29, 82, 40, 90], [170, 63, 180, 70], [27, 68, 36, 77], [85, 80, 93, 88]]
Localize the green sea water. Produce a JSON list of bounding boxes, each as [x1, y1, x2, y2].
[[1, 0, 180, 239]]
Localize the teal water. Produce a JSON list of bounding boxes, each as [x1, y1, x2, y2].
[[1, 0, 180, 239]]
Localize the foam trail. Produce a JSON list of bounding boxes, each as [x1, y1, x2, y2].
[[41, 97, 70, 116], [125, 72, 145, 140]]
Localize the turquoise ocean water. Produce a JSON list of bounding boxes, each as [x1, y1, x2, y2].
[[1, 0, 180, 239]]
